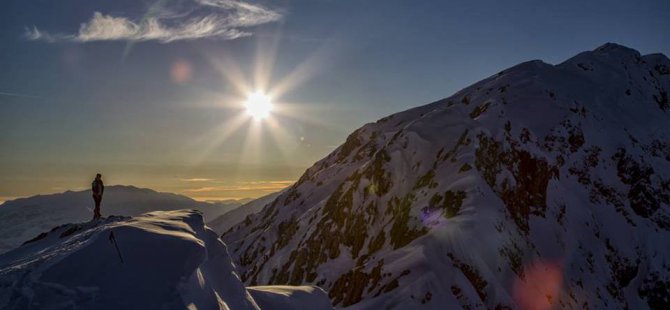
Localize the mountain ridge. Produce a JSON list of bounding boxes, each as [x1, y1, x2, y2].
[[222, 43, 670, 309], [0, 185, 245, 254]]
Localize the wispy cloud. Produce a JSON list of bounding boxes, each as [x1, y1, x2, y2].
[[179, 178, 215, 182], [25, 0, 282, 43], [0, 91, 44, 100], [184, 180, 294, 193]]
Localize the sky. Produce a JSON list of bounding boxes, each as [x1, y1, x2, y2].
[[1, 0, 668, 202]]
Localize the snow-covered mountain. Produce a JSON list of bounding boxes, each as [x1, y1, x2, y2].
[[0, 185, 241, 254], [222, 43, 670, 309], [208, 191, 284, 235], [0, 210, 331, 310]]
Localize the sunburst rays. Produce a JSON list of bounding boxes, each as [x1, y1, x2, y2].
[[189, 31, 345, 169]]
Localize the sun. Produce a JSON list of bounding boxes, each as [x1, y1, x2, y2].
[[245, 91, 273, 120]]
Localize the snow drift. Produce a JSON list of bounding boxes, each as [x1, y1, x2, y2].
[[0, 210, 331, 310]]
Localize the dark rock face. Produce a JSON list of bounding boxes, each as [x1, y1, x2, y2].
[[475, 131, 559, 234], [613, 148, 670, 222], [222, 44, 670, 309]]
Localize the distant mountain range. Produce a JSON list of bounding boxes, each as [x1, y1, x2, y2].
[[0, 185, 244, 254], [222, 43, 670, 309]]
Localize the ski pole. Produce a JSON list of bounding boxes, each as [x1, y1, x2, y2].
[[109, 230, 124, 264]]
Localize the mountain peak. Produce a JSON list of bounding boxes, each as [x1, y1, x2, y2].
[[558, 43, 641, 67], [584, 42, 643, 65], [594, 42, 641, 56]]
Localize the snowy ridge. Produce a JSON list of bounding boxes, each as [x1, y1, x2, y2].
[[0, 185, 240, 254], [208, 191, 284, 235], [0, 210, 331, 310], [222, 43, 670, 309]]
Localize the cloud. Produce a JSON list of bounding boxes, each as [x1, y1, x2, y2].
[[184, 180, 294, 193], [0, 91, 44, 100], [25, 0, 282, 43], [179, 178, 215, 182]]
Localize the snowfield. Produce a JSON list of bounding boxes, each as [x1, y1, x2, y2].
[[0, 210, 331, 310], [248, 286, 333, 310]]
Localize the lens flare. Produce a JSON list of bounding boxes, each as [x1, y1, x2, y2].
[[171, 59, 193, 84], [513, 260, 563, 310]]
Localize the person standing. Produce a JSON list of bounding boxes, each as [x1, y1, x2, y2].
[[92, 173, 105, 219]]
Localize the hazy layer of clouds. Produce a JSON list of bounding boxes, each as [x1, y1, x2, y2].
[[184, 180, 294, 193], [180, 178, 215, 182], [25, 0, 282, 43]]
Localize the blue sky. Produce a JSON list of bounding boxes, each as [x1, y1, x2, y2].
[[1, 0, 668, 201]]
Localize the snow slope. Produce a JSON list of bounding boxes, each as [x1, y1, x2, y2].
[[208, 191, 284, 235], [0, 210, 331, 310], [248, 286, 333, 310], [0, 185, 240, 254], [222, 43, 670, 309]]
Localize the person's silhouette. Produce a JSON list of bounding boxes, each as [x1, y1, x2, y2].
[[92, 173, 105, 219]]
